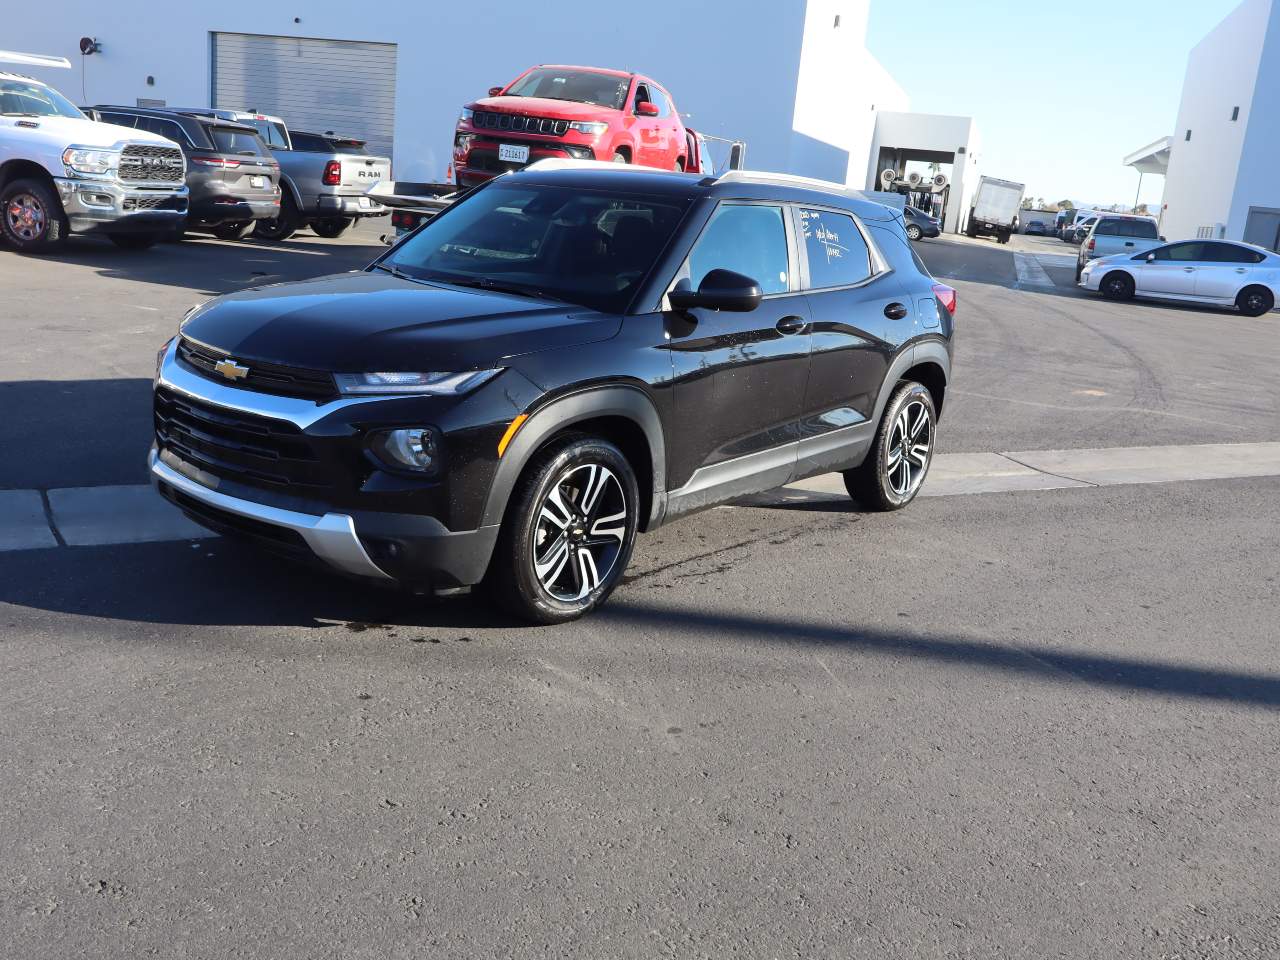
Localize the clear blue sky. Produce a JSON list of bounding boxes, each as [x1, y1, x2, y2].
[[866, 0, 1241, 208]]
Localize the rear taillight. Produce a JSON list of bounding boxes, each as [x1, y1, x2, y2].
[[190, 156, 239, 168], [322, 160, 342, 185], [391, 211, 421, 230], [932, 282, 957, 316]]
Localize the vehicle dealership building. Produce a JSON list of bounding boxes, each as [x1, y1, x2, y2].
[[10, 0, 980, 229], [1132, 0, 1280, 248]]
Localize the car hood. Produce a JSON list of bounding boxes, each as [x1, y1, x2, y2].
[[180, 271, 622, 372], [468, 95, 619, 120]]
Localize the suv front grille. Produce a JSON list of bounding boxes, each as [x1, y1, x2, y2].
[[177, 338, 336, 401], [119, 144, 185, 184], [154, 387, 327, 491], [471, 111, 569, 136]]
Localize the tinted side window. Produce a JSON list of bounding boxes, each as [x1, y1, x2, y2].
[[688, 204, 789, 295], [649, 86, 672, 118], [135, 116, 187, 144], [1154, 242, 1206, 262], [210, 127, 269, 156], [799, 208, 872, 288], [98, 111, 138, 128], [1122, 219, 1159, 239], [289, 132, 324, 151], [1206, 242, 1264, 263]]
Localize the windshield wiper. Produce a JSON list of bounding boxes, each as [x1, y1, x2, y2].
[[435, 276, 558, 301], [373, 262, 416, 282]]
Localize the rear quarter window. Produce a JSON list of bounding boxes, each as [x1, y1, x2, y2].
[[799, 208, 873, 288], [210, 127, 269, 156]]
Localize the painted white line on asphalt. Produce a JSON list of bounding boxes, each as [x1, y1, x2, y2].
[[1006, 442, 1280, 487], [0, 490, 58, 551], [46, 485, 212, 547], [1013, 253, 1056, 289]]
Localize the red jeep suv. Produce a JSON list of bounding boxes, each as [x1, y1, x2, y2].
[[454, 65, 689, 186]]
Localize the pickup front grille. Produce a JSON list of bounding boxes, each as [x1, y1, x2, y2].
[[471, 111, 569, 136], [118, 144, 185, 184], [177, 338, 336, 401], [154, 387, 327, 492]]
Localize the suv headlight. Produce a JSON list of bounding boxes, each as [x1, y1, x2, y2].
[[62, 146, 119, 175], [334, 370, 501, 396], [459, 107, 474, 124], [369, 427, 441, 474], [568, 121, 608, 136]]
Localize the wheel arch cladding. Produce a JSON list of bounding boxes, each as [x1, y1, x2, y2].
[[482, 386, 667, 532], [0, 160, 55, 191], [902, 360, 948, 417], [872, 343, 950, 425]]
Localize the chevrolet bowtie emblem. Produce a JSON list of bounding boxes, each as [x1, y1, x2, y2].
[[214, 359, 250, 381]]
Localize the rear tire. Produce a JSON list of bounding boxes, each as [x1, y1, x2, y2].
[[844, 381, 936, 512], [212, 221, 253, 241], [1236, 285, 1274, 317], [611, 150, 630, 164], [108, 233, 161, 251], [311, 217, 352, 239], [485, 436, 639, 624], [253, 192, 300, 241], [906, 224, 923, 242], [1, 177, 69, 253], [1100, 271, 1135, 301]]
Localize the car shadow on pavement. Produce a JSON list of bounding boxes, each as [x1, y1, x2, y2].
[[5, 229, 384, 297]]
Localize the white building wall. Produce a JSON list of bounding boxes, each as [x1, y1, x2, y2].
[[1161, 0, 1272, 242], [7, 0, 905, 185], [789, 0, 909, 186], [869, 112, 980, 234], [1227, 1, 1280, 239]]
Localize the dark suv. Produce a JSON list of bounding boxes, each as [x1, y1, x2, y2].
[[150, 163, 956, 623], [90, 106, 280, 240]]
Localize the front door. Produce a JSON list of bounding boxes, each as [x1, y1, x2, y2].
[[666, 201, 811, 501], [1138, 241, 1206, 297]]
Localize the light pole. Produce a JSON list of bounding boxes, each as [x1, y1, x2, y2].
[[1133, 171, 1144, 214]]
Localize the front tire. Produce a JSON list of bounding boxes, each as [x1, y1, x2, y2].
[[311, 217, 352, 239], [844, 381, 936, 512], [1, 178, 69, 253], [611, 150, 630, 164], [906, 224, 923, 242], [486, 437, 639, 624], [1237, 285, 1274, 317], [1100, 271, 1135, 301]]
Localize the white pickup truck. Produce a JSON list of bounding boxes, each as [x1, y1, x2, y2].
[[0, 51, 189, 252]]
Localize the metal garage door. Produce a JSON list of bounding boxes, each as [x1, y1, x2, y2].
[[211, 32, 397, 161]]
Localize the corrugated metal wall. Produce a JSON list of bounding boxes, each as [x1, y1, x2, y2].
[[211, 32, 397, 159]]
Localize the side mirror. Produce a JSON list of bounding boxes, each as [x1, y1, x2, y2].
[[1146, 253, 1157, 262], [635, 101, 660, 118], [1159, 235, 1166, 241], [668, 269, 763, 312], [488, 86, 504, 97]]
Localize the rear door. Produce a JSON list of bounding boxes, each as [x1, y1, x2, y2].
[[1138, 241, 1205, 297], [796, 206, 900, 468], [1193, 242, 1261, 300]]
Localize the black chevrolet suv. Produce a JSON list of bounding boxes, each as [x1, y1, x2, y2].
[[151, 162, 956, 623]]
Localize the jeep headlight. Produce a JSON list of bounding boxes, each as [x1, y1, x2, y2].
[[62, 146, 119, 176], [568, 121, 608, 136]]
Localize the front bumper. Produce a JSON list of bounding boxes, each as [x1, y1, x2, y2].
[[55, 177, 188, 234]]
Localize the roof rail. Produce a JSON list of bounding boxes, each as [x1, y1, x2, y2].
[[0, 50, 71, 70], [523, 158, 674, 174], [717, 169, 849, 191]]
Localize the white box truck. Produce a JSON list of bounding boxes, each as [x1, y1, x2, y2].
[[966, 176, 1025, 245]]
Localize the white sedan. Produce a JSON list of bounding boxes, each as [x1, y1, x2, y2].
[[1079, 239, 1279, 316]]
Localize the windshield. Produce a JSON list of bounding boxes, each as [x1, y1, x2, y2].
[[0, 79, 83, 118], [383, 183, 690, 312], [209, 126, 270, 156], [503, 68, 631, 110]]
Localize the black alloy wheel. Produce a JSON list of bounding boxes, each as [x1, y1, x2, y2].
[[487, 437, 639, 624], [1100, 271, 1135, 301], [844, 381, 936, 511], [253, 192, 300, 241], [1237, 285, 1275, 317]]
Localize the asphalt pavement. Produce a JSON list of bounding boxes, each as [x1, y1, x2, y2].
[[2, 223, 1278, 959]]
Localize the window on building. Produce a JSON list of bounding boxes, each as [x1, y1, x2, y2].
[[799, 208, 873, 288], [687, 204, 790, 295], [1231, 106, 1240, 121], [1185, 130, 1193, 141]]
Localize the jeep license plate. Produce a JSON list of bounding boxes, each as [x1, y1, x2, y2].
[[250, 176, 266, 189], [498, 144, 530, 164]]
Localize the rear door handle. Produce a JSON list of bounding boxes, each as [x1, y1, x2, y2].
[[884, 302, 910, 320], [1236, 268, 1248, 274], [1124, 242, 1134, 247], [1183, 267, 1196, 272], [775, 315, 806, 335]]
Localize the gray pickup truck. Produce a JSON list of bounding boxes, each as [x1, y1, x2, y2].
[[179, 108, 390, 240], [1076, 215, 1165, 281]]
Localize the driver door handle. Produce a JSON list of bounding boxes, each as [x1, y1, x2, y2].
[[1183, 267, 1196, 272], [775, 315, 807, 335], [884, 302, 910, 320]]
